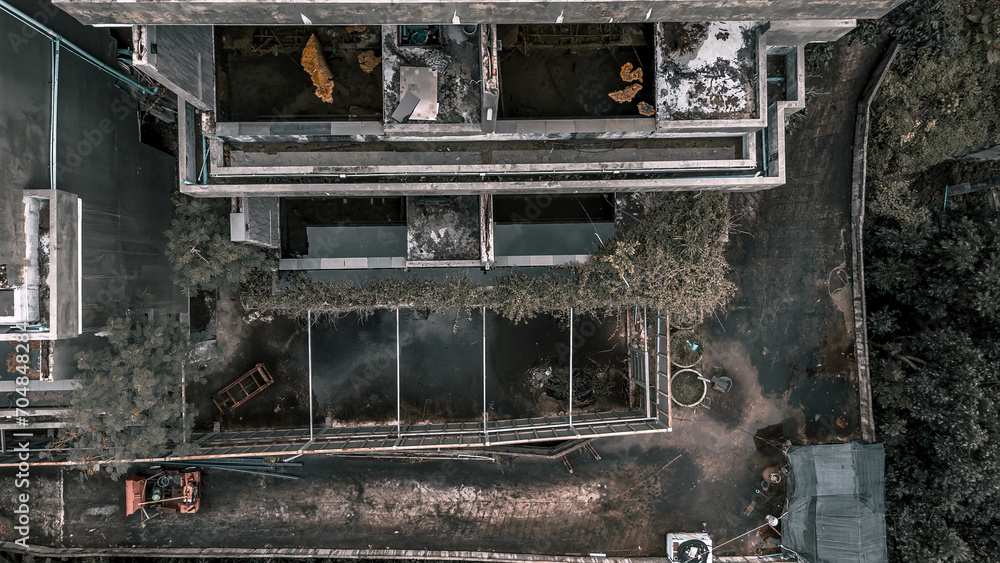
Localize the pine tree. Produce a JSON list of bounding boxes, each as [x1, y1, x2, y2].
[[60, 313, 190, 478], [164, 193, 271, 296]]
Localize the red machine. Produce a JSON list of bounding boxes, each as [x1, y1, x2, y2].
[[126, 468, 201, 523]]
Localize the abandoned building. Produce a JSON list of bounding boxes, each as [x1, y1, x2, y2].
[[2, 0, 905, 460]]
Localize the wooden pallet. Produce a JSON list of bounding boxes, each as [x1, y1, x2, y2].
[[211, 363, 275, 414]]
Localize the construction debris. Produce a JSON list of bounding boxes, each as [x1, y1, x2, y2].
[[620, 62, 643, 83], [345, 25, 367, 33], [358, 50, 382, 74], [301, 34, 335, 103], [638, 101, 655, 116], [609, 83, 642, 103]]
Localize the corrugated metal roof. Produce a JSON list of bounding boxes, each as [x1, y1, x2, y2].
[[781, 442, 887, 563]]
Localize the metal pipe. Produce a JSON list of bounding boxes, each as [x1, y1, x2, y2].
[[307, 309, 313, 442], [761, 127, 769, 177], [184, 460, 301, 468], [568, 307, 573, 427], [666, 311, 672, 431], [49, 38, 59, 190], [187, 414, 659, 444], [482, 306, 488, 444], [396, 308, 401, 436], [193, 465, 300, 480], [643, 306, 651, 418], [0, 0, 157, 97]]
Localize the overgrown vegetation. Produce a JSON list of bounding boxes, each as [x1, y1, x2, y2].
[[57, 311, 200, 478], [862, 0, 1000, 560], [864, 0, 1000, 182], [248, 193, 735, 324], [866, 192, 1000, 562], [164, 193, 271, 297]]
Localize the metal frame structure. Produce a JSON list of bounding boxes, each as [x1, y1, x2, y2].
[[0, 308, 674, 466], [210, 363, 275, 414]]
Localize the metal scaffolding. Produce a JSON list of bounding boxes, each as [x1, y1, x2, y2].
[[0, 308, 673, 467]]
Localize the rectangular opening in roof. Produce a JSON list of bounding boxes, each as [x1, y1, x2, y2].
[[497, 24, 656, 119], [216, 26, 383, 121]]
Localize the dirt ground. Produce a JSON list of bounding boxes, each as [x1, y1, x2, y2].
[[1, 36, 885, 558]]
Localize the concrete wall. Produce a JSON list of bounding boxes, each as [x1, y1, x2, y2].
[[53, 0, 907, 26], [133, 25, 215, 111], [766, 19, 857, 46], [49, 190, 81, 339], [243, 196, 280, 249]]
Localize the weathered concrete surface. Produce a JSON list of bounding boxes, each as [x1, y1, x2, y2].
[[133, 25, 216, 110], [766, 19, 856, 46], [708, 36, 885, 443], [849, 44, 898, 442], [0, 6, 52, 290], [51, 191, 80, 339], [53, 0, 907, 26], [181, 175, 781, 198]]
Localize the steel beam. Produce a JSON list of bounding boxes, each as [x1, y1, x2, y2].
[[569, 307, 574, 426], [308, 309, 314, 442]]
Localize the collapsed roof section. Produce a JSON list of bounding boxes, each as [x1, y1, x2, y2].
[[782, 442, 888, 563]]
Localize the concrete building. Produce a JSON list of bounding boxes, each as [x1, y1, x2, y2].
[[47, 1, 907, 198], [1, 0, 905, 457]]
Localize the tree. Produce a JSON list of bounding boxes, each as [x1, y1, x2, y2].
[[164, 193, 272, 296], [59, 313, 194, 478], [864, 0, 1000, 183], [866, 191, 1000, 561]]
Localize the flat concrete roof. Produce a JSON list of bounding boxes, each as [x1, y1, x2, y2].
[[52, 0, 908, 26]]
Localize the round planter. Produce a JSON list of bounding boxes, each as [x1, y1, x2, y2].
[[671, 331, 704, 368], [670, 368, 708, 407], [671, 319, 700, 332]]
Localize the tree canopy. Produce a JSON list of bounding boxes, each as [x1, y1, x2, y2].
[[164, 193, 271, 296], [860, 1, 1000, 558], [867, 200, 1000, 562], [59, 313, 194, 478]]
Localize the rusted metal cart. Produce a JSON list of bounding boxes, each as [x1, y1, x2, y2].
[[211, 363, 275, 414]]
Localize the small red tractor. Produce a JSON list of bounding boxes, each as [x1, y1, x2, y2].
[[126, 467, 201, 524]]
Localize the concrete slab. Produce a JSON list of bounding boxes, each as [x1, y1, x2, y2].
[[494, 223, 613, 256]]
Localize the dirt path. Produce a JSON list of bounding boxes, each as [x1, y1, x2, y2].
[[706, 38, 886, 444]]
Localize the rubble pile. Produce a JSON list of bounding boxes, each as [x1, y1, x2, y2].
[[358, 50, 382, 74], [619, 62, 643, 83]]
